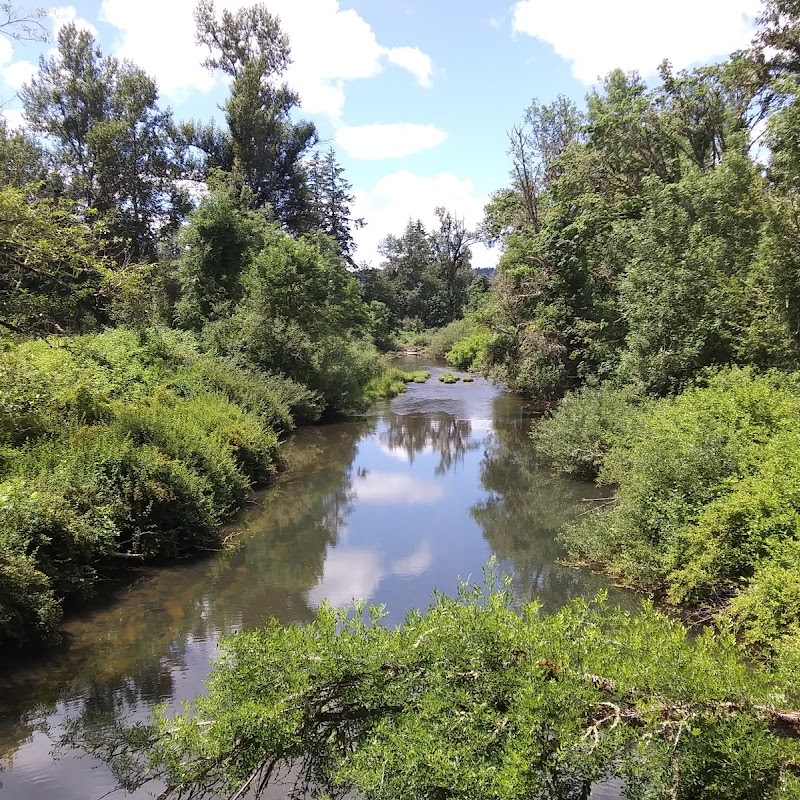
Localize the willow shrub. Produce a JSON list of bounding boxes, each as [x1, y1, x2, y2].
[[70, 578, 800, 800], [533, 383, 649, 480], [446, 329, 491, 371], [562, 368, 800, 648]]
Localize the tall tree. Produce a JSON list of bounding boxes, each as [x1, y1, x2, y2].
[[21, 24, 184, 260], [430, 207, 475, 320], [307, 147, 364, 261], [193, 0, 317, 231]]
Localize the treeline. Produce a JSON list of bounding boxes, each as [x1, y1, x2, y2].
[[358, 210, 490, 345], [0, 2, 387, 648], [434, 0, 800, 662]]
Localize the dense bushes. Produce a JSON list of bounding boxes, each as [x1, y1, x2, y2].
[[555, 368, 800, 652], [72, 584, 800, 800], [533, 384, 648, 480], [0, 329, 309, 647]]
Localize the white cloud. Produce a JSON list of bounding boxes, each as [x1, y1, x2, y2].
[[100, 0, 214, 99], [352, 170, 500, 269], [336, 123, 446, 160], [49, 5, 98, 38], [0, 36, 12, 66], [353, 471, 445, 505], [0, 108, 25, 129], [385, 46, 433, 88], [511, 0, 761, 83], [99, 0, 434, 117], [3, 60, 36, 90]]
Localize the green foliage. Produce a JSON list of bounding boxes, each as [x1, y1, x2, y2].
[[438, 372, 460, 384], [0, 185, 112, 335], [74, 582, 800, 800], [534, 384, 649, 480], [618, 149, 776, 394], [174, 181, 273, 328], [480, 60, 800, 402], [360, 212, 476, 333], [426, 318, 473, 358], [446, 329, 491, 371], [0, 328, 307, 647], [202, 231, 378, 415], [364, 368, 430, 401], [729, 538, 800, 651], [22, 23, 187, 260], [562, 368, 800, 649]]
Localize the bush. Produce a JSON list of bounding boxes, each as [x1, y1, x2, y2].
[[533, 384, 647, 480], [446, 329, 491, 371], [0, 330, 294, 647], [561, 368, 800, 650], [74, 584, 800, 800], [439, 372, 460, 384], [427, 319, 473, 358], [729, 537, 800, 650], [0, 547, 60, 647]]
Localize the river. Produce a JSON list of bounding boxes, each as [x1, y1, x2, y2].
[[0, 362, 629, 798]]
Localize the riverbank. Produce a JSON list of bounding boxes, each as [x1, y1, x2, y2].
[[0, 327, 377, 650]]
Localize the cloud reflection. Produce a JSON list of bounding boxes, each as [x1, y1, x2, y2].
[[354, 471, 445, 504], [307, 549, 384, 608], [309, 541, 435, 608], [391, 541, 433, 578]]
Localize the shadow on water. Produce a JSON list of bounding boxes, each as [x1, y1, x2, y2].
[[0, 365, 629, 799]]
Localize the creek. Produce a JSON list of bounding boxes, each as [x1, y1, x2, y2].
[[0, 362, 629, 798]]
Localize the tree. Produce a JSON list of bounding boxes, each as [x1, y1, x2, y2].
[[21, 24, 184, 260], [0, 186, 110, 335], [22, 24, 114, 209], [173, 179, 272, 330], [430, 207, 475, 321], [0, 119, 49, 189], [193, 0, 317, 231], [307, 147, 364, 262], [65, 579, 800, 800], [0, 2, 46, 43]]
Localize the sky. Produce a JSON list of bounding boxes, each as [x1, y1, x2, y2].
[[0, 0, 764, 268]]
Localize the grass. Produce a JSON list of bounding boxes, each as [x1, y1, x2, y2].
[[365, 369, 431, 401], [438, 372, 460, 384]]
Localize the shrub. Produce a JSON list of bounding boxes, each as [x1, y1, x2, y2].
[[446, 329, 491, 371], [438, 372, 460, 384], [427, 319, 473, 358], [729, 537, 800, 650], [561, 368, 800, 649], [0, 547, 60, 647], [0, 330, 293, 647], [533, 384, 648, 480], [73, 584, 800, 800]]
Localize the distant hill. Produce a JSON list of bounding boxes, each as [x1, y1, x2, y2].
[[473, 267, 496, 278]]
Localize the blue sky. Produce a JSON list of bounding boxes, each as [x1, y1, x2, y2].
[[0, 0, 762, 267]]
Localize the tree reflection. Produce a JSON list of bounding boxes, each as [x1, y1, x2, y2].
[[379, 411, 480, 475], [472, 397, 619, 611]]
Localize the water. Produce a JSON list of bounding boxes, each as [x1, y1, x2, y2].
[[0, 364, 628, 798]]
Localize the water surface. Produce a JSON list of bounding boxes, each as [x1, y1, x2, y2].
[[0, 364, 626, 798]]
